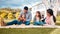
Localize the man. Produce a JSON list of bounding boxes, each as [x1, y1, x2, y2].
[[18, 6, 32, 25], [7, 6, 32, 25]]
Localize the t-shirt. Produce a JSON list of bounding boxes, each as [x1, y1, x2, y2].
[[45, 16, 55, 25], [36, 17, 40, 22]]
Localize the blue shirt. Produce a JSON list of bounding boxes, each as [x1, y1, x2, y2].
[[19, 11, 32, 21]]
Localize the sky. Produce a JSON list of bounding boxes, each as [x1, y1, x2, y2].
[[0, 0, 42, 8]]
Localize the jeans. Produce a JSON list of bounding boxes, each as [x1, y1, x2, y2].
[[7, 20, 30, 25], [33, 21, 44, 25]]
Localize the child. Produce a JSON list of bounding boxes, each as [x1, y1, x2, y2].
[[18, 14, 26, 24], [0, 16, 5, 26], [33, 11, 43, 25], [44, 9, 56, 26], [21, 14, 26, 23]]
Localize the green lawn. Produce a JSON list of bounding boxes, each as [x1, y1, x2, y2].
[[0, 28, 60, 34], [56, 22, 60, 25], [0, 16, 60, 34], [56, 16, 60, 21], [56, 16, 60, 25], [0, 28, 57, 34]]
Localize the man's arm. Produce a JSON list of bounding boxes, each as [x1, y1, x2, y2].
[[26, 13, 32, 21]]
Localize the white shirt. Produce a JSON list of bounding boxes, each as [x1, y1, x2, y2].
[[45, 16, 55, 26]]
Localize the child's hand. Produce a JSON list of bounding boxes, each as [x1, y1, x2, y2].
[[23, 18, 26, 22], [18, 17, 22, 21]]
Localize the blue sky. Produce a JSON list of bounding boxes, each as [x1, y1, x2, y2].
[[0, 0, 42, 8]]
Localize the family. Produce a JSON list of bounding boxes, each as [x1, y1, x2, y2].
[[0, 6, 56, 26]]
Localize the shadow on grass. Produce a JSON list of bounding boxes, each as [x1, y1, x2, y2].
[[0, 28, 56, 34]]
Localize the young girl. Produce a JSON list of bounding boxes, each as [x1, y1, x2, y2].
[[33, 11, 43, 25], [44, 9, 56, 26]]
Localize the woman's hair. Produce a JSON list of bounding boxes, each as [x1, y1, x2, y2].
[[36, 11, 41, 19], [47, 9, 56, 22]]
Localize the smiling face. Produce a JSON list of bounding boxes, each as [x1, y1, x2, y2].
[[23, 6, 28, 13], [35, 11, 41, 19], [36, 12, 40, 17], [23, 9, 28, 13], [47, 12, 51, 17], [47, 9, 54, 17]]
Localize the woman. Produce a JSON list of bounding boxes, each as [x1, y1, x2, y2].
[[44, 9, 56, 26]]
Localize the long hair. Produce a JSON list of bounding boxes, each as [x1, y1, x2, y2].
[[34, 11, 41, 22], [36, 11, 41, 19], [47, 9, 56, 22]]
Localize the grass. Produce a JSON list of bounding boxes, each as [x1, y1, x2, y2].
[[50, 29, 60, 34], [56, 16, 60, 21], [56, 22, 60, 25], [0, 16, 60, 34], [54, 16, 60, 25], [0, 28, 56, 34]]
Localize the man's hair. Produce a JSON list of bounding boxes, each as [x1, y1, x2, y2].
[[24, 6, 28, 10]]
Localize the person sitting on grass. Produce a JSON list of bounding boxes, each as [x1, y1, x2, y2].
[[18, 6, 32, 25], [44, 9, 56, 26], [18, 14, 26, 24], [33, 11, 44, 25], [6, 6, 32, 25]]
